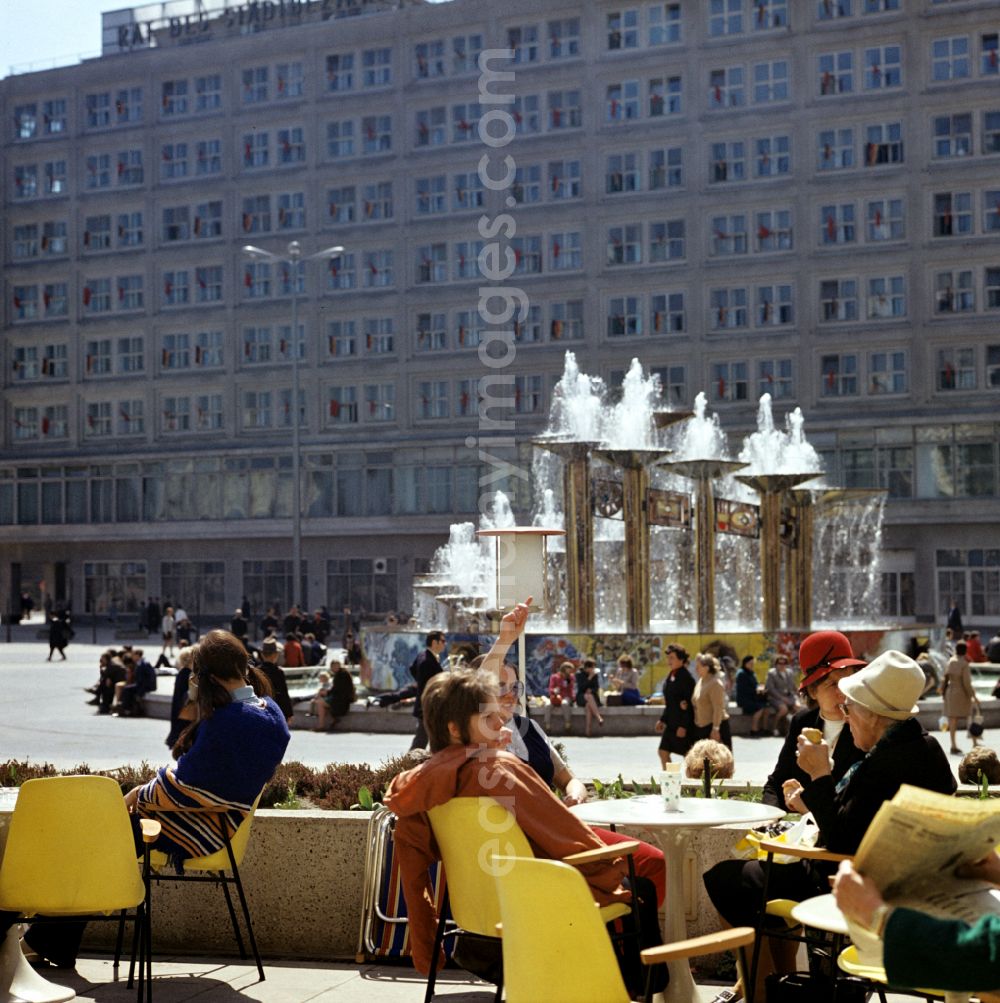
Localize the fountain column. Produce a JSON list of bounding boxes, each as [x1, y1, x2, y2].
[[594, 449, 672, 632], [785, 489, 816, 631], [737, 474, 818, 632], [533, 440, 598, 631], [663, 459, 747, 634]]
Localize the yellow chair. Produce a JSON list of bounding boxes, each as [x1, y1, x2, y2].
[[120, 796, 264, 986], [0, 775, 159, 1003], [424, 797, 639, 1003], [493, 855, 756, 1003]]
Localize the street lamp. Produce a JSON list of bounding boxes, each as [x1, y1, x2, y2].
[[241, 240, 344, 612]]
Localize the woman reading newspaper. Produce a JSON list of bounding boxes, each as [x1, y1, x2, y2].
[[834, 851, 1000, 992]]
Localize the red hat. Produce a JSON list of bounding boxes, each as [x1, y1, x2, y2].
[[798, 630, 867, 691]]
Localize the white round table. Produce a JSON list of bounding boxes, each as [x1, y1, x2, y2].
[[571, 795, 785, 1003], [791, 893, 849, 935]]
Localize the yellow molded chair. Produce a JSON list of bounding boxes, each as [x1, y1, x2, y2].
[[424, 797, 639, 1003], [746, 838, 854, 1003], [0, 775, 159, 1003], [119, 795, 264, 988], [494, 855, 756, 1003]]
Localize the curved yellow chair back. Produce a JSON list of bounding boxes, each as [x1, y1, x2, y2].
[[0, 775, 145, 916], [427, 797, 533, 937], [494, 855, 629, 1003], [149, 795, 261, 872], [838, 944, 941, 996]]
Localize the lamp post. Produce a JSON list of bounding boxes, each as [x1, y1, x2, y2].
[[242, 240, 344, 611]]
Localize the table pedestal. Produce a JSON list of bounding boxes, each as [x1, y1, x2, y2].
[[0, 927, 75, 1003], [652, 827, 698, 1003]]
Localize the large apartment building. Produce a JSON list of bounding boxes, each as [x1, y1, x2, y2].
[[1, 0, 998, 625]]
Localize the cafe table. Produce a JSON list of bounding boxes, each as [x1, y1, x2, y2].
[[571, 795, 784, 1003], [0, 786, 76, 1003]]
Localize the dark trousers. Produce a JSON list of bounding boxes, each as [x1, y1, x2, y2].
[[704, 857, 828, 929], [410, 718, 429, 751], [612, 874, 668, 999]]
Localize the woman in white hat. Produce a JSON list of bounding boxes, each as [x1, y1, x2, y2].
[[704, 650, 956, 998]]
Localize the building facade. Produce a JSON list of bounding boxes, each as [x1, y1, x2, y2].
[[1, 0, 998, 625]]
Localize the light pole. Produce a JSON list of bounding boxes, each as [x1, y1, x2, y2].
[[242, 240, 344, 612]]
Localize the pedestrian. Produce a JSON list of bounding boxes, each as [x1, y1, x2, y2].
[[764, 652, 800, 736], [654, 642, 695, 767], [160, 605, 176, 659], [408, 630, 446, 750], [46, 611, 72, 660]]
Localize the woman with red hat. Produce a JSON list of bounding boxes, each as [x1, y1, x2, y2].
[[761, 630, 866, 810]]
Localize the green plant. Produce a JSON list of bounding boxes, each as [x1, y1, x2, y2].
[[273, 782, 303, 810], [980, 770, 990, 800], [591, 774, 634, 799]]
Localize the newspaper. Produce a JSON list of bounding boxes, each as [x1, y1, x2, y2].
[[847, 785, 1000, 959]]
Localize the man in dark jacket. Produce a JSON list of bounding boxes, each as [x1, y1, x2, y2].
[[408, 630, 446, 750], [257, 637, 295, 723]]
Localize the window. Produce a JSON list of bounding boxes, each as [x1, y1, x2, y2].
[[711, 214, 748, 255], [607, 224, 642, 265], [514, 375, 543, 414], [12, 286, 38, 321], [362, 116, 392, 154], [980, 33, 999, 76], [867, 275, 906, 318], [755, 136, 791, 177], [514, 305, 543, 344], [649, 220, 685, 261], [937, 347, 976, 390], [652, 365, 687, 404], [512, 164, 542, 204], [984, 111, 1000, 154], [13, 103, 37, 139], [550, 301, 584, 341], [709, 67, 745, 108], [710, 140, 745, 183], [512, 95, 542, 135], [85, 153, 112, 189], [162, 206, 190, 242], [820, 278, 858, 321], [548, 90, 582, 129], [326, 186, 355, 224], [649, 147, 682, 189], [84, 214, 112, 251], [864, 122, 903, 166], [14, 164, 37, 198], [607, 152, 641, 193], [116, 87, 142, 124], [710, 288, 749, 329], [162, 270, 190, 306], [44, 283, 67, 318], [935, 270, 975, 313], [43, 98, 67, 134], [987, 345, 1000, 388], [754, 0, 787, 29], [117, 149, 143, 185], [42, 220, 68, 255], [451, 104, 479, 143], [83, 278, 112, 314], [869, 350, 907, 394], [364, 317, 394, 355], [449, 240, 480, 280], [12, 224, 38, 260], [416, 312, 448, 351], [277, 192, 306, 230], [548, 18, 581, 59], [328, 387, 359, 424], [161, 142, 188, 180], [277, 127, 306, 164], [44, 160, 66, 195], [934, 191, 973, 236], [365, 383, 395, 422], [86, 92, 112, 129], [327, 120, 354, 159], [548, 160, 582, 199], [607, 295, 643, 337], [326, 52, 355, 91], [326, 253, 355, 290], [932, 36, 970, 82], [85, 402, 112, 438], [608, 9, 639, 49], [649, 4, 681, 45], [755, 209, 793, 251], [709, 0, 744, 36], [416, 243, 447, 283], [711, 361, 749, 402], [986, 267, 1000, 310], [649, 78, 683, 122], [195, 330, 223, 367], [508, 24, 540, 64], [651, 291, 685, 333], [451, 34, 483, 74], [240, 391, 271, 430], [414, 40, 445, 78], [118, 275, 143, 311], [415, 107, 446, 147], [162, 332, 192, 370], [194, 200, 222, 238], [819, 52, 853, 95], [195, 266, 223, 303], [821, 203, 855, 245], [243, 131, 269, 168], [416, 175, 446, 215], [86, 339, 113, 376], [982, 190, 1000, 233], [275, 61, 304, 98], [196, 394, 224, 431], [195, 74, 221, 112], [196, 138, 222, 175], [758, 359, 794, 399], [327, 320, 356, 358], [549, 232, 582, 270], [512, 235, 543, 275], [242, 66, 269, 103], [863, 45, 902, 89], [753, 60, 789, 103], [606, 81, 640, 122], [455, 310, 484, 348], [161, 79, 188, 117], [818, 127, 854, 170], [417, 381, 449, 419], [821, 354, 858, 396], [118, 399, 144, 435], [364, 250, 393, 288], [756, 284, 793, 325], [933, 113, 972, 158]]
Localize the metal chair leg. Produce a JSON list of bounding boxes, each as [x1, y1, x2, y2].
[[424, 890, 449, 1003], [746, 851, 776, 1003], [114, 909, 127, 972], [219, 872, 248, 959]]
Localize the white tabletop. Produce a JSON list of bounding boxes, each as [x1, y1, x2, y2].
[[791, 893, 850, 935], [0, 788, 18, 812], [571, 795, 785, 830]]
